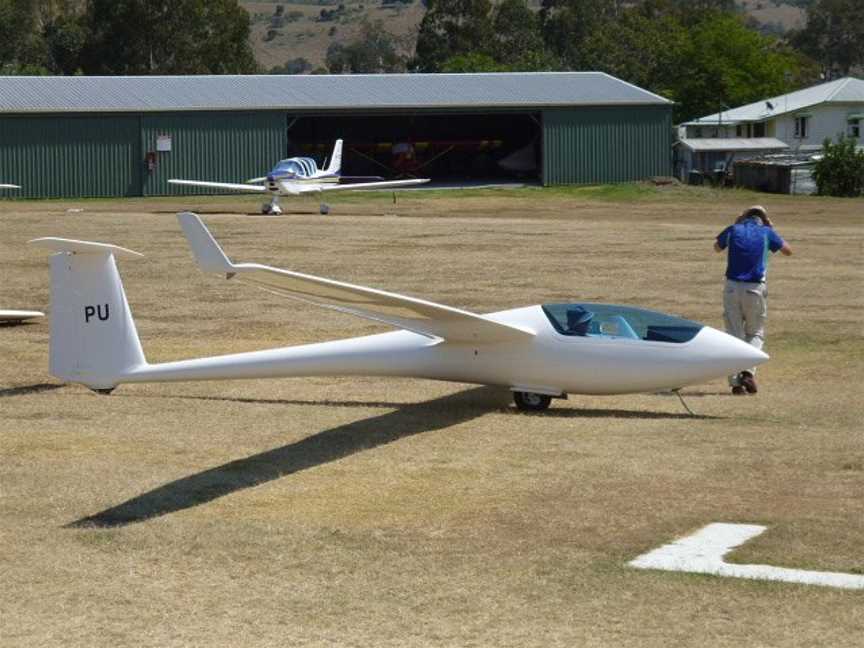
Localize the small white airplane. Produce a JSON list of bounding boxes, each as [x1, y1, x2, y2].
[[0, 309, 44, 324], [168, 139, 429, 215], [0, 184, 21, 189], [29, 213, 767, 411]]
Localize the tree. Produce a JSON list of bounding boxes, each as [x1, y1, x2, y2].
[[790, 0, 864, 77], [670, 13, 805, 121], [326, 21, 405, 73], [413, 0, 494, 72], [80, 0, 258, 74], [0, 0, 48, 73], [488, 0, 557, 71], [540, 0, 619, 70], [577, 9, 688, 99], [813, 135, 864, 197], [441, 52, 511, 73], [43, 13, 88, 74], [269, 57, 313, 75], [415, 0, 552, 72]]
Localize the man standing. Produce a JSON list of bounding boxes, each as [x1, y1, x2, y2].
[[714, 206, 793, 395]]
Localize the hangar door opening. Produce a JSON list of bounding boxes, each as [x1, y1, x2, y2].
[[287, 113, 542, 184]]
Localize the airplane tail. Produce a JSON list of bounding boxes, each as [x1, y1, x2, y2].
[[326, 139, 343, 175], [29, 237, 147, 391]]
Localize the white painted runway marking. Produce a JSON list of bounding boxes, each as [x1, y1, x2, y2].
[[629, 523, 864, 590]]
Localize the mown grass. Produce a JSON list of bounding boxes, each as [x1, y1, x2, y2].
[[1, 186, 862, 647]]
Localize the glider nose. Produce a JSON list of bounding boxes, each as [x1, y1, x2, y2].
[[697, 326, 769, 371]]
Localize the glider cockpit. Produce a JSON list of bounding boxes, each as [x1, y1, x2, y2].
[[542, 303, 703, 343]]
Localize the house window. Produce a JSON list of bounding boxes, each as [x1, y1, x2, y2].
[[794, 116, 809, 139], [736, 125, 743, 137], [849, 118, 861, 139], [753, 122, 766, 137]]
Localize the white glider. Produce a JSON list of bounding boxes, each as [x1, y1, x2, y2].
[[168, 139, 429, 215], [29, 213, 767, 410], [0, 309, 44, 324]]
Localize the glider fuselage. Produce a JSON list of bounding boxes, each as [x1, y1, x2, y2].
[[119, 305, 763, 396]]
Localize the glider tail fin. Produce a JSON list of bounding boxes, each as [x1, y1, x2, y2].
[[177, 212, 236, 275], [29, 237, 146, 390], [326, 139, 343, 175]]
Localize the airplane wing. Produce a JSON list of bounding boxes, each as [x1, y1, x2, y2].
[[281, 178, 429, 195], [177, 212, 534, 344], [168, 179, 268, 193], [0, 184, 21, 189]]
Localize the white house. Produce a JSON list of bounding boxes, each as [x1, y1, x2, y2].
[[674, 77, 864, 181]]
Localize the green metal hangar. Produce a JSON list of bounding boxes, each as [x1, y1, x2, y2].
[[0, 73, 672, 199]]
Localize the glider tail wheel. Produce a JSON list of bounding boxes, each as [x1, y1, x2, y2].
[[513, 391, 552, 412]]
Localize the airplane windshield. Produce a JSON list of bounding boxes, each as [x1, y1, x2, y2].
[[272, 160, 303, 176], [542, 303, 703, 343]]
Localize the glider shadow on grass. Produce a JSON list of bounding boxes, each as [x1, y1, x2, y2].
[[0, 383, 64, 397], [69, 386, 506, 528]]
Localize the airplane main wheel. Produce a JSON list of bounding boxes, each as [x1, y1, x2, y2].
[[261, 203, 272, 215], [513, 391, 552, 412], [270, 204, 283, 215], [319, 203, 330, 215]]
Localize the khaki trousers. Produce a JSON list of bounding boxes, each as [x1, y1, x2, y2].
[[723, 279, 767, 385]]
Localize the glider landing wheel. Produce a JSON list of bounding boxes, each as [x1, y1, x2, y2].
[[513, 391, 552, 412], [319, 203, 330, 215]]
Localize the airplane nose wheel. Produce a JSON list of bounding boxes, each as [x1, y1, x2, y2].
[[261, 202, 283, 215], [513, 391, 552, 411]]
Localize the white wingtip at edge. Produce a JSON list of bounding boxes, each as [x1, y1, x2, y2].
[[28, 237, 144, 259], [176, 212, 235, 274]]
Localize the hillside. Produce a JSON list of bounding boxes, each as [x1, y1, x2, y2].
[[241, 0, 812, 73]]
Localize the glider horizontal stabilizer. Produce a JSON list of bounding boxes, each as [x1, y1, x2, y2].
[[177, 212, 533, 344]]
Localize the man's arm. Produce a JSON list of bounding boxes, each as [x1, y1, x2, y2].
[[768, 229, 792, 256], [715, 226, 732, 253]]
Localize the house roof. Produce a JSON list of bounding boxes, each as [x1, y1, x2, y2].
[[0, 72, 672, 115], [675, 137, 789, 152], [684, 77, 864, 125]]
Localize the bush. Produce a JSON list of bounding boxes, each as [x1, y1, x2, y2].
[[813, 135, 864, 197]]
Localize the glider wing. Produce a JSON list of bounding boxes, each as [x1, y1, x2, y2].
[[177, 212, 533, 343]]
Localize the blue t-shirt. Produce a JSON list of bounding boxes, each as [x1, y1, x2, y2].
[[716, 218, 785, 282]]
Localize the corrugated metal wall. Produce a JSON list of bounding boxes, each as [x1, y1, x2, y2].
[[0, 114, 141, 198], [140, 112, 286, 196], [2, 106, 673, 197], [542, 106, 672, 185]]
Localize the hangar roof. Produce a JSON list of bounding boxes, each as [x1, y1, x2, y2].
[[0, 72, 671, 114]]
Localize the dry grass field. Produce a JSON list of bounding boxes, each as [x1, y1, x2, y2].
[[1, 184, 862, 647]]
